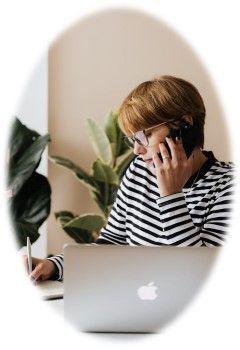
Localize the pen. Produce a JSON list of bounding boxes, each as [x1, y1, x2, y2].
[[27, 237, 32, 274]]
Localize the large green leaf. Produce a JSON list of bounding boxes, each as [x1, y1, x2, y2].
[[55, 211, 92, 243], [90, 160, 119, 216], [8, 133, 50, 196], [9, 172, 51, 226], [12, 221, 40, 249], [7, 117, 52, 248], [104, 111, 118, 144], [8, 118, 40, 169], [108, 183, 119, 206], [91, 182, 119, 218], [55, 211, 76, 226], [65, 214, 106, 232], [91, 189, 108, 217], [63, 226, 94, 244], [116, 131, 129, 157], [104, 110, 128, 158], [91, 160, 119, 185], [114, 149, 135, 179], [86, 118, 113, 165], [57, 213, 106, 243], [49, 155, 99, 193], [104, 111, 118, 160]]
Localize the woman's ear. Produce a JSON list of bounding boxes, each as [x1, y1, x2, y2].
[[182, 115, 193, 125]]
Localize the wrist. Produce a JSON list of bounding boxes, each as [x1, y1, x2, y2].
[[46, 259, 58, 279]]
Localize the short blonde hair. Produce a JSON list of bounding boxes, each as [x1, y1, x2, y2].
[[118, 75, 206, 147]]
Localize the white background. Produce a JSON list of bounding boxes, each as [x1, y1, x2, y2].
[[0, 1, 239, 349]]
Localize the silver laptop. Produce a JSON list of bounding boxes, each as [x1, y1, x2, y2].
[[63, 244, 218, 333]]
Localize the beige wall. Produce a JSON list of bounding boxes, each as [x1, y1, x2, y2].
[[48, 8, 231, 254]]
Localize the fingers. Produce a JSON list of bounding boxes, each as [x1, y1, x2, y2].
[[165, 136, 186, 162], [22, 255, 52, 283], [151, 136, 195, 197], [159, 142, 171, 162], [152, 152, 162, 168], [152, 137, 190, 171], [151, 137, 191, 176], [30, 263, 44, 281], [22, 255, 37, 275], [153, 142, 171, 167], [30, 258, 47, 281]]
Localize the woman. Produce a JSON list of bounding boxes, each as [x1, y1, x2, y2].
[[27, 75, 234, 281]]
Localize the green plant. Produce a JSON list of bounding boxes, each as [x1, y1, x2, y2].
[[49, 110, 134, 243], [7, 118, 51, 248]]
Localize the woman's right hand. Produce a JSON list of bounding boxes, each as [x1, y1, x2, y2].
[[22, 255, 57, 282]]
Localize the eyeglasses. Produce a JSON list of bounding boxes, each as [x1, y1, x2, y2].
[[124, 119, 177, 148]]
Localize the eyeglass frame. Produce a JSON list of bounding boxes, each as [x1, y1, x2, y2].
[[124, 118, 178, 148]]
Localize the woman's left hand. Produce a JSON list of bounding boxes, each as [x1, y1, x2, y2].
[[152, 136, 194, 197]]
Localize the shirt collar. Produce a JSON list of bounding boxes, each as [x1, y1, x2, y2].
[[184, 150, 217, 188]]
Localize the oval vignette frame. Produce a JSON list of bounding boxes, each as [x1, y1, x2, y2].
[[17, 7, 231, 333]]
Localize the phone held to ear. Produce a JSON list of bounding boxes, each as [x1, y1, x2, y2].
[[158, 121, 197, 162]]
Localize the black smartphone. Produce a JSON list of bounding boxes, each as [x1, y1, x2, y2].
[[158, 121, 197, 161]]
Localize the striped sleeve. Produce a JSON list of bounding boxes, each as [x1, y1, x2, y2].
[[47, 254, 64, 281], [200, 173, 234, 245], [156, 173, 234, 246]]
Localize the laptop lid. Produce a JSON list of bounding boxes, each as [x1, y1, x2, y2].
[[63, 244, 218, 333]]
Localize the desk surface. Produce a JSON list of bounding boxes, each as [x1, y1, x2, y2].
[[36, 280, 63, 300]]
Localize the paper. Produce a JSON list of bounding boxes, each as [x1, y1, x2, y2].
[[36, 280, 63, 300]]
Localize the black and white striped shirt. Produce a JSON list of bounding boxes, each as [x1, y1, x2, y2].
[[48, 151, 235, 280]]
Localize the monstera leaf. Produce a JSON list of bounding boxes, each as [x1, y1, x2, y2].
[[7, 118, 51, 248], [8, 118, 50, 197], [12, 222, 40, 249], [10, 173, 51, 227]]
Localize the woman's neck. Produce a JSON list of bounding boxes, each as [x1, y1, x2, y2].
[[191, 148, 208, 176]]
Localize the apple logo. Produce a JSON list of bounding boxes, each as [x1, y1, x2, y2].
[[137, 282, 158, 301]]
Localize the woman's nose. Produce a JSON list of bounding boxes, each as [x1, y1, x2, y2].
[[133, 142, 146, 156]]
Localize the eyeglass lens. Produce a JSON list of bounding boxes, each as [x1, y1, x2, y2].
[[124, 131, 148, 148]]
